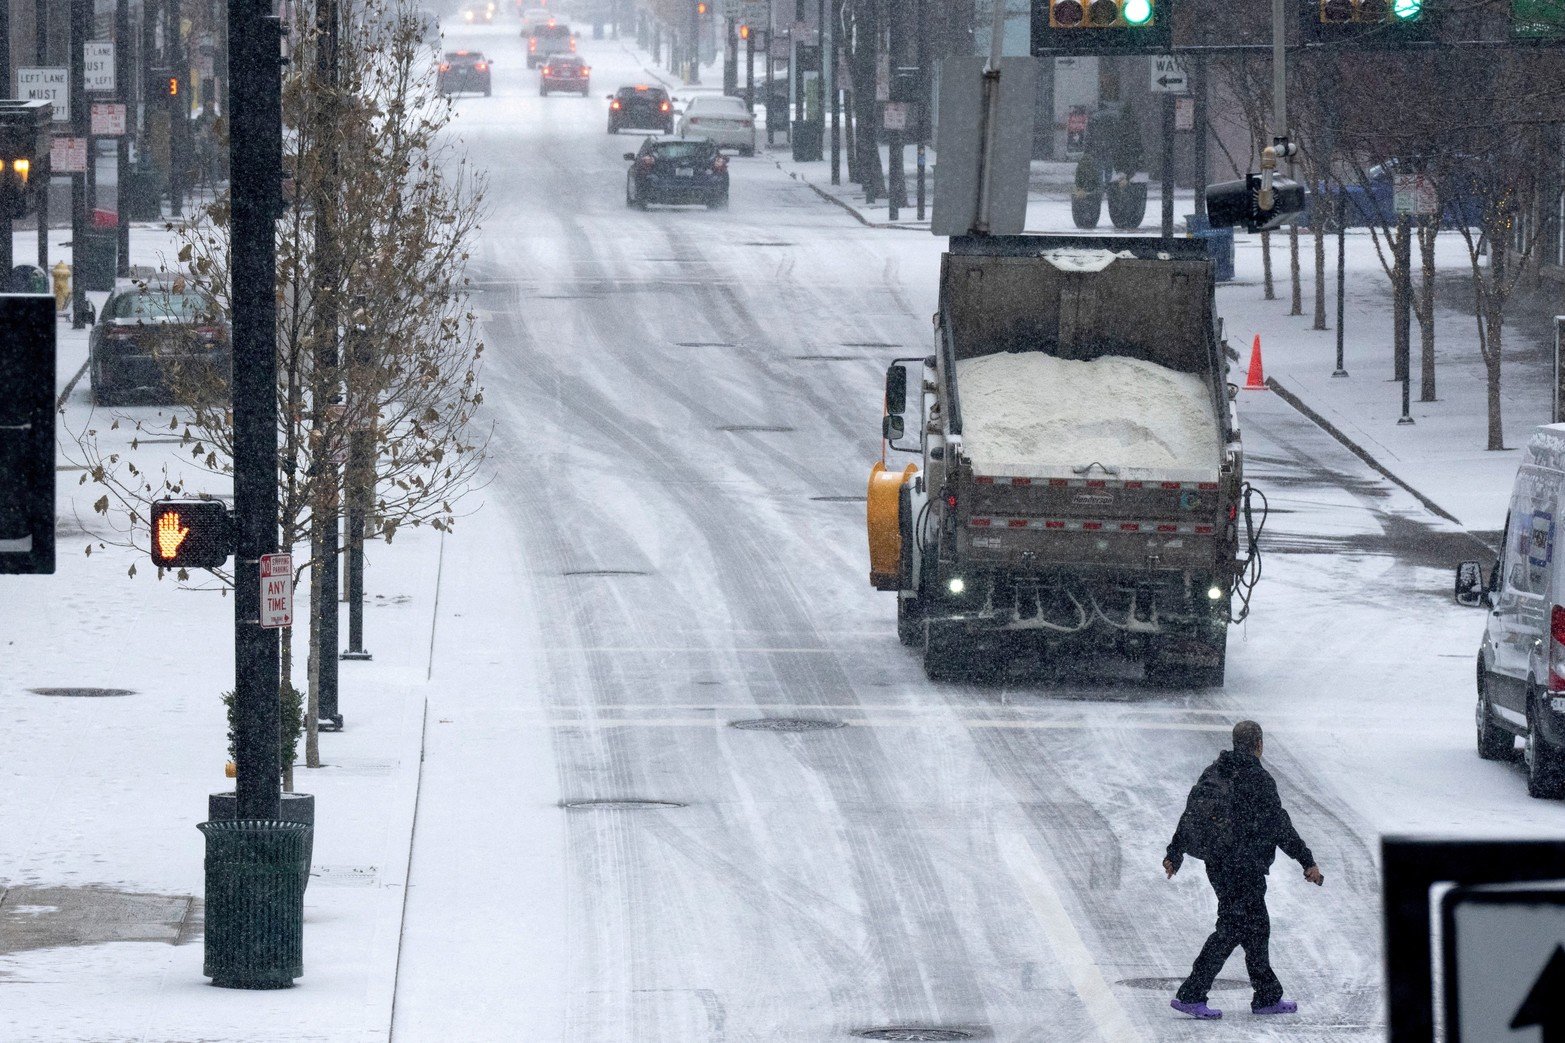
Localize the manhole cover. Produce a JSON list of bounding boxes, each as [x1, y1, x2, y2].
[[28, 687, 136, 698], [730, 717, 845, 732], [717, 425, 795, 433], [562, 569, 649, 578], [855, 1030, 975, 1042], [811, 495, 866, 503], [561, 799, 686, 811], [1117, 977, 1248, 992]]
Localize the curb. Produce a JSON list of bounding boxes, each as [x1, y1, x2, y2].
[[366, 690, 430, 1042]]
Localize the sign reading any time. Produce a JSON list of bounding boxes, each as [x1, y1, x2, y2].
[[90, 103, 126, 137], [16, 68, 69, 122], [49, 136, 87, 173], [259, 552, 294, 629]]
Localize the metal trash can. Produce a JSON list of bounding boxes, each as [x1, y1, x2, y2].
[[75, 230, 118, 293], [122, 166, 163, 222], [791, 120, 823, 162], [4, 265, 49, 294], [1186, 212, 1235, 283], [208, 791, 315, 884], [197, 819, 311, 989]]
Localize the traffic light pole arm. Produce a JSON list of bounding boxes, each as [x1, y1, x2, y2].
[[1258, 0, 1294, 217], [973, 0, 1007, 235]]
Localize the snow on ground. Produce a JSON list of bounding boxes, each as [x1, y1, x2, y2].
[[957, 352, 1220, 475]]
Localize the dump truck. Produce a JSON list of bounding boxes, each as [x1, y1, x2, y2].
[[866, 234, 1263, 685]]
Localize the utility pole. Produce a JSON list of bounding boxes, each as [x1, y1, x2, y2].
[[914, 0, 927, 218], [689, 0, 700, 84], [312, 0, 343, 733], [115, 0, 130, 276], [229, 0, 285, 823], [1395, 212, 1414, 424], [167, 0, 185, 216], [1160, 91, 1175, 241], [886, 0, 906, 216], [744, 23, 755, 113], [724, 17, 737, 95], [35, 0, 49, 268], [1, 0, 13, 275], [342, 298, 372, 664], [70, 0, 89, 328], [829, 0, 841, 185]]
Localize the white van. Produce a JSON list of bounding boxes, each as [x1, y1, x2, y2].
[[1457, 422, 1565, 798]]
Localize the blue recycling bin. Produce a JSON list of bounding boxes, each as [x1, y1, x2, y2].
[[1186, 212, 1235, 283]]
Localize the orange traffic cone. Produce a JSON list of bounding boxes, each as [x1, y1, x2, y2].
[[1244, 334, 1267, 390]]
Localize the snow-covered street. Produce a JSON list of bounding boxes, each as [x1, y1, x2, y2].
[[4, 17, 1565, 1043]]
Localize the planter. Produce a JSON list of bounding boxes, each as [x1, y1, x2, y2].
[[1070, 191, 1103, 229], [1107, 180, 1149, 230]]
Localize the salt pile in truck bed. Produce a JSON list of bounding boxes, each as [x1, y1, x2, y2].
[[955, 351, 1221, 476]]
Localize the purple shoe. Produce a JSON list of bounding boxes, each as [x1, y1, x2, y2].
[[1252, 1000, 1298, 1015], [1171, 999, 1222, 1019]]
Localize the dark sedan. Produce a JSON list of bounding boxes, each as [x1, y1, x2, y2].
[[625, 137, 728, 210], [608, 84, 673, 134], [438, 51, 493, 97], [540, 55, 590, 96], [89, 285, 231, 406]]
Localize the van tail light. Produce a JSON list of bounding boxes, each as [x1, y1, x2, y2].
[[475, 62, 488, 71], [542, 66, 552, 75], [610, 99, 621, 109], [1551, 605, 1565, 690]]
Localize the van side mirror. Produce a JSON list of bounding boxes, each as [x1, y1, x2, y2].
[[1455, 560, 1488, 608], [884, 364, 908, 416], [883, 414, 905, 441]]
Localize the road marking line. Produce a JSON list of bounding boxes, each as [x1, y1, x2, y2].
[[57, 358, 90, 410], [998, 831, 1148, 1043]]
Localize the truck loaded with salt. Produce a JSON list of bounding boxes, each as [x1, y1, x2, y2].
[[866, 235, 1263, 684]]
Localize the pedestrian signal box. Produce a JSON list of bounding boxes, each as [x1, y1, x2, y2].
[[149, 499, 232, 569], [0, 294, 56, 576]]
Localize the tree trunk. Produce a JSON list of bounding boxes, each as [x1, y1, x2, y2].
[[1486, 315, 1505, 451], [1289, 223, 1302, 316], [1261, 230, 1275, 300], [1312, 222, 1327, 331], [1418, 218, 1437, 402], [306, 633, 320, 769]]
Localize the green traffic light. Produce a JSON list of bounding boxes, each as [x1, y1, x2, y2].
[[1392, 0, 1422, 18], [1123, 0, 1154, 24]]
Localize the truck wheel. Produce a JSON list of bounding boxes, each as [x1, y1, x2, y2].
[[1526, 692, 1565, 798], [1476, 664, 1515, 761], [923, 620, 965, 681]]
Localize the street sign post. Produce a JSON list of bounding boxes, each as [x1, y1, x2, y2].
[[84, 41, 115, 93], [929, 56, 1035, 237], [1442, 885, 1565, 1042], [1150, 54, 1187, 93], [259, 552, 293, 629], [16, 68, 70, 123]]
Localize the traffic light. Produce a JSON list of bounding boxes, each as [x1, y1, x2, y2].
[[0, 100, 48, 220], [167, 75, 180, 98], [0, 296, 56, 576], [1303, 0, 1430, 45], [149, 499, 233, 569], [1206, 174, 1308, 233], [696, 1, 708, 12], [739, 22, 750, 39], [1033, 0, 1169, 54]]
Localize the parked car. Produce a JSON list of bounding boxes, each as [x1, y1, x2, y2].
[[625, 136, 728, 210], [540, 54, 590, 96], [1308, 157, 1488, 229], [526, 22, 574, 68], [88, 283, 231, 406], [1458, 424, 1565, 798], [608, 84, 673, 134], [438, 50, 492, 96], [676, 94, 756, 156]]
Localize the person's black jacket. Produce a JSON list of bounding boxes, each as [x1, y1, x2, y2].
[[1166, 750, 1315, 880]]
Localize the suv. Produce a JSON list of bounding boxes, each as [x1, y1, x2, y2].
[[526, 22, 573, 68], [1459, 424, 1565, 798], [540, 55, 590, 96], [438, 51, 492, 97], [607, 84, 673, 134], [625, 136, 728, 210]]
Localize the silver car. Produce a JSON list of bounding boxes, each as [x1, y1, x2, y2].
[[676, 95, 757, 156]]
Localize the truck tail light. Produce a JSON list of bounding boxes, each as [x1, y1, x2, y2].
[[610, 99, 621, 109], [659, 100, 671, 112]]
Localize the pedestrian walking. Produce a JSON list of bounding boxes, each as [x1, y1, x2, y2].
[[1163, 720, 1325, 1020]]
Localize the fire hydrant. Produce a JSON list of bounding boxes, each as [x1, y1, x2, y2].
[[51, 261, 72, 313]]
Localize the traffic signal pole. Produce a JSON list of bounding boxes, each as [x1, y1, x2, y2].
[[35, 0, 48, 269], [1, 0, 12, 276], [228, 0, 284, 823], [115, 0, 130, 276], [70, 0, 89, 329]]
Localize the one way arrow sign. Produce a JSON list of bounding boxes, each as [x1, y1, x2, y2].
[[1444, 884, 1565, 1042], [1150, 55, 1187, 94], [1512, 945, 1565, 1041]]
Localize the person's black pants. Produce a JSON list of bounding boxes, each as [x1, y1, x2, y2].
[[1175, 864, 1283, 1009]]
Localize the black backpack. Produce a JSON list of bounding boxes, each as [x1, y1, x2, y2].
[[1180, 768, 1236, 863]]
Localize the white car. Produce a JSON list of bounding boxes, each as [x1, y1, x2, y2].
[[676, 95, 757, 156]]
